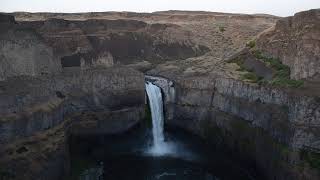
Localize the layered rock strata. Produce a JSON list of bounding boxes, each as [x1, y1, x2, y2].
[[0, 67, 146, 180], [150, 74, 320, 180]]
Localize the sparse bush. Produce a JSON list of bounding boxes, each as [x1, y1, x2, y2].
[[274, 68, 290, 78], [257, 79, 269, 86], [247, 40, 256, 48], [229, 49, 304, 88], [250, 50, 304, 88], [230, 58, 246, 72], [230, 58, 244, 66], [252, 49, 264, 59], [236, 66, 246, 72], [241, 72, 259, 83], [271, 78, 304, 88], [218, 26, 226, 32]]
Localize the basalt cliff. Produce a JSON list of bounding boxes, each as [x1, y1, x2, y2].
[[0, 9, 319, 180]]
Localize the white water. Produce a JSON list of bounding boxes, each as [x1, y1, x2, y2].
[[145, 82, 167, 155], [145, 82, 198, 159]]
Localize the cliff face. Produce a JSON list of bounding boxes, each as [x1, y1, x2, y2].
[[256, 9, 320, 81], [18, 18, 209, 71], [0, 67, 146, 180], [0, 14, 61, 81], [148, 74, 319, 180]]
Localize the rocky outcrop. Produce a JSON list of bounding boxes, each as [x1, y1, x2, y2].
[[0, 67, 146, 180], [256, 9, 320, 81], [0, 14, 61, 81]]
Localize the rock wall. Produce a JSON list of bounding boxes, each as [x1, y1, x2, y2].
[[0, 14, 61, 81], [159, 75, 320, 180], [256, 9, 320, 81], [18, 18, 209, 70], [0, 67, 146, 180]]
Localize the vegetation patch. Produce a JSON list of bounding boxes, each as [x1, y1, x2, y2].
[[270, 77, 304, 88], [230, 40, 304, 88], [218, 25, 226, 32], [251, 49, 304, 88], [230, 58, 263, 83], [241, 72, 262, 83], [230, 58, 246, 72], [246, 40, 256, 49]]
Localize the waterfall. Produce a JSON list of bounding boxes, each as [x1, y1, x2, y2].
[[145, 82, 165, 154], [144, 81, 197, 160]]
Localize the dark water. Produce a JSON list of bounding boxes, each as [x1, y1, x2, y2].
[[69, 125, 258, 180]]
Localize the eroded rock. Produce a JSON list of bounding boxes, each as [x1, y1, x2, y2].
[[256, 9, 320, 81]]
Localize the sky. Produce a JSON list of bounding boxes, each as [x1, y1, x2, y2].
[[1, 0, 319, 17]]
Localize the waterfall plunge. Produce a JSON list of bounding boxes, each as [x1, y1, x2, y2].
[[145, 81, 198, 160], [145, 82, 171, 156]]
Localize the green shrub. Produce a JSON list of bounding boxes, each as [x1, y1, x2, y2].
[[264, 58, 289, 72], [251, 50, 304, 88], [271, 78, 304, 88], [274, 68, 290, 78], [218, 26, 226, 32], [230, 58, 244, 66], [247, 40, 256, 48], [257, 79, 269, 85], [241, 72, 259, 83], [230, 58, 247, 72], [252, 49, 264, 59], [236, 66, 246, 72], [230, 50, 304, 88]]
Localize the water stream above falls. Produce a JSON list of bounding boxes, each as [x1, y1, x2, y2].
[[69, 82, 258, 180]]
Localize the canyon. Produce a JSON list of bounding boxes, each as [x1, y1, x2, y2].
[[0, 9, 319, 180]]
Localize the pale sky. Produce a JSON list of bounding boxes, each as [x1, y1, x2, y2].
[[1, 0, 319, 17]]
